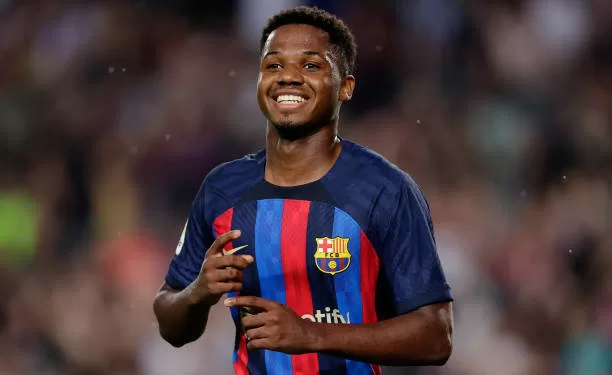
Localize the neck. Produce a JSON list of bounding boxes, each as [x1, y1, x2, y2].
[[265, 123, 341, 187]]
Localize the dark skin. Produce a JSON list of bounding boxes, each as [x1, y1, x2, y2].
[[153, 23, 453, 366], [258, 24, 353, 186], [153, 230, 252, 347]]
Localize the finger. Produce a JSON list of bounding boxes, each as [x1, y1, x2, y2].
[[244, 326, 267, 340], [207, 230, 241, 257], [224, 296, 280, 311], [246, 338, 271, 351], [209, 267, 244, 283], [208, 281, 243, 295], [207, 254, 254, 270], [241, 312, 268, 330]]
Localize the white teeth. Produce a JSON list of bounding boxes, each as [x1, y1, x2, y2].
[[276, 94, 305, 103]]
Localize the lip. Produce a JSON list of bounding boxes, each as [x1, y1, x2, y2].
[[270, 90, 310, 111], [272, 89, 310, 100], [272, 99, 309, 111]]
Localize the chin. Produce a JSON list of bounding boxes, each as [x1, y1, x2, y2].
[[272, 121, 323, 141]]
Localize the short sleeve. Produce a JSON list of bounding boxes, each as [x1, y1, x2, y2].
[[374, 178, 452, 315], [164, 184, 214, 290]]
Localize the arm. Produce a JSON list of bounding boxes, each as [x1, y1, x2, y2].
[[153, 282, 214, 347], [154, 230, 253, 347], [349, 176, 454, 365], [314, 301, 453, 366], [312, 181, 454, 365], [229, 297, 452, 366]]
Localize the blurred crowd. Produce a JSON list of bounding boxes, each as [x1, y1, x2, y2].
[[0, 0, 611, 374]]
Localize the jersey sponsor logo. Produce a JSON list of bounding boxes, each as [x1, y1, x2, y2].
[[175, 220, 188, 255], [301, 307, 351, 324], [314, 237, 351, 275]]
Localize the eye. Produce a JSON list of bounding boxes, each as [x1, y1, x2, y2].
[[266, 63, 281, 70], [304, 63, 320, 70]]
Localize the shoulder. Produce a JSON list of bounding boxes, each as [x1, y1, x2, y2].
[[349, 142, 430, 216], [339, 140, 418, 196], [193, 150, 265, 222], [203, 149, 265, 193], [325, 140, 427, 238], [339, 142, 434, 254]]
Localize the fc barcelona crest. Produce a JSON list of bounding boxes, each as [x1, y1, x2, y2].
[[314, 237, 351, 275]]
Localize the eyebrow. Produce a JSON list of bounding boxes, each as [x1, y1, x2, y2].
[[263, 50, 323, 58]]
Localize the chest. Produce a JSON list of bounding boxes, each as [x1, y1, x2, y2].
[[214, 199, 366, 300]]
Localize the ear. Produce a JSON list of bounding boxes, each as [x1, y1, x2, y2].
[[339, 75, 355, 101]]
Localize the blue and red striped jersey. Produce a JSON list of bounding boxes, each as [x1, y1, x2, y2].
[[165, 139, 453, 375]]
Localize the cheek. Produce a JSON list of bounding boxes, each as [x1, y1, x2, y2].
[[321, 77, 340, 101], [256, 75, 269, 109], [256, 74, 264, 95]]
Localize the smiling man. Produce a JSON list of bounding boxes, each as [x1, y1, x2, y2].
[[153, 6, 453, 375]]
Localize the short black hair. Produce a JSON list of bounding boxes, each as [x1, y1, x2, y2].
[[260, 6, 357, 76]]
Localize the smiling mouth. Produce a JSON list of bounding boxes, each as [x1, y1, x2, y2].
[[273, 94, 308, 110], [276, 94, 306, 104]]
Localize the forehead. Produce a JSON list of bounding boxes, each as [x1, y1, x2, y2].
[[263, 24, 331, 54]]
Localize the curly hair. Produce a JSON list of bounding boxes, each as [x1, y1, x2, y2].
[[260, 6, 357, 76]]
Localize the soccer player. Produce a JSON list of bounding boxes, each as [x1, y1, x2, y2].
[[153, 6, 453, 375]]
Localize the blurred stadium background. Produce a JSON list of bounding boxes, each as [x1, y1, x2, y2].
[[0, 0, 611, 374]]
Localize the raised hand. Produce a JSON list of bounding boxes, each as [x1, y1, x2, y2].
[[189, 230, 254, 306]]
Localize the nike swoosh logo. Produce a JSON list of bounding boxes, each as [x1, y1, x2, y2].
[[222, 244, 248, 256]]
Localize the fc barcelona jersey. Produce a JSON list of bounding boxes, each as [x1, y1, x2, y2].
[[165, 139, 453, 375]]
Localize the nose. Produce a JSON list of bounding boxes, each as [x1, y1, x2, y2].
[[278, 65, 303, 86]]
